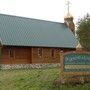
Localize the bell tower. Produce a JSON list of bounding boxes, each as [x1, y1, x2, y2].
[[64, 1, 75, 34]]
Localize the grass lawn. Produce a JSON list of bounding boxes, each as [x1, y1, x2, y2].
[[0, 68, 90, 90]]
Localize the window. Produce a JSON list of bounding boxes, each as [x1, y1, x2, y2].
[[38, 48, 42, 57], [51, 49, 54, 58], [9, 49, 14, 58]]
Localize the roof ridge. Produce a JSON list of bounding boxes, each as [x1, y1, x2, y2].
[[0, 13, 64, 24]]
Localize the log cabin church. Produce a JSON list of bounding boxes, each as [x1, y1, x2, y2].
[[0, 13, 76, 66]]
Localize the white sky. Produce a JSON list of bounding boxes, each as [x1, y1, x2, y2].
[[0, 0, 90, 24]]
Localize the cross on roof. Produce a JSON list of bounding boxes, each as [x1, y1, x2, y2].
[[66, 0, 70, 14]]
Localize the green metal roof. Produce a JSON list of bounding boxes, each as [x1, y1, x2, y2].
[[0, 14, 77, 48]]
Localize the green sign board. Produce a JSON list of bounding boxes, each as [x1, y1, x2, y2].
[[64, 53, 90, 72]]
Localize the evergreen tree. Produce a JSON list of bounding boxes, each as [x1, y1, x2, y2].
[[77, 14, 90, 50]]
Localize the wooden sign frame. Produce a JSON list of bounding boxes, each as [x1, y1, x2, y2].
[[60, 51, 90, 78]]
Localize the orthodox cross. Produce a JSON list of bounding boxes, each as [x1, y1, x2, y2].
[[66, 0, 70, 14]]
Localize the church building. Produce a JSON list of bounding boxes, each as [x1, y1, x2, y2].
[[0, 13, 76, 65]]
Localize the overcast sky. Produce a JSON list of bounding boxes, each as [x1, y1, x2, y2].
[[0, 0, 90, 23]]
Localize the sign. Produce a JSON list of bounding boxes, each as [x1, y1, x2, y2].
[[60, 51, 90, 83], [64, 53, 90, 72]]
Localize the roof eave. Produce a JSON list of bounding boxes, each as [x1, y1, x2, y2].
[[3, 44, 76, 49]]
